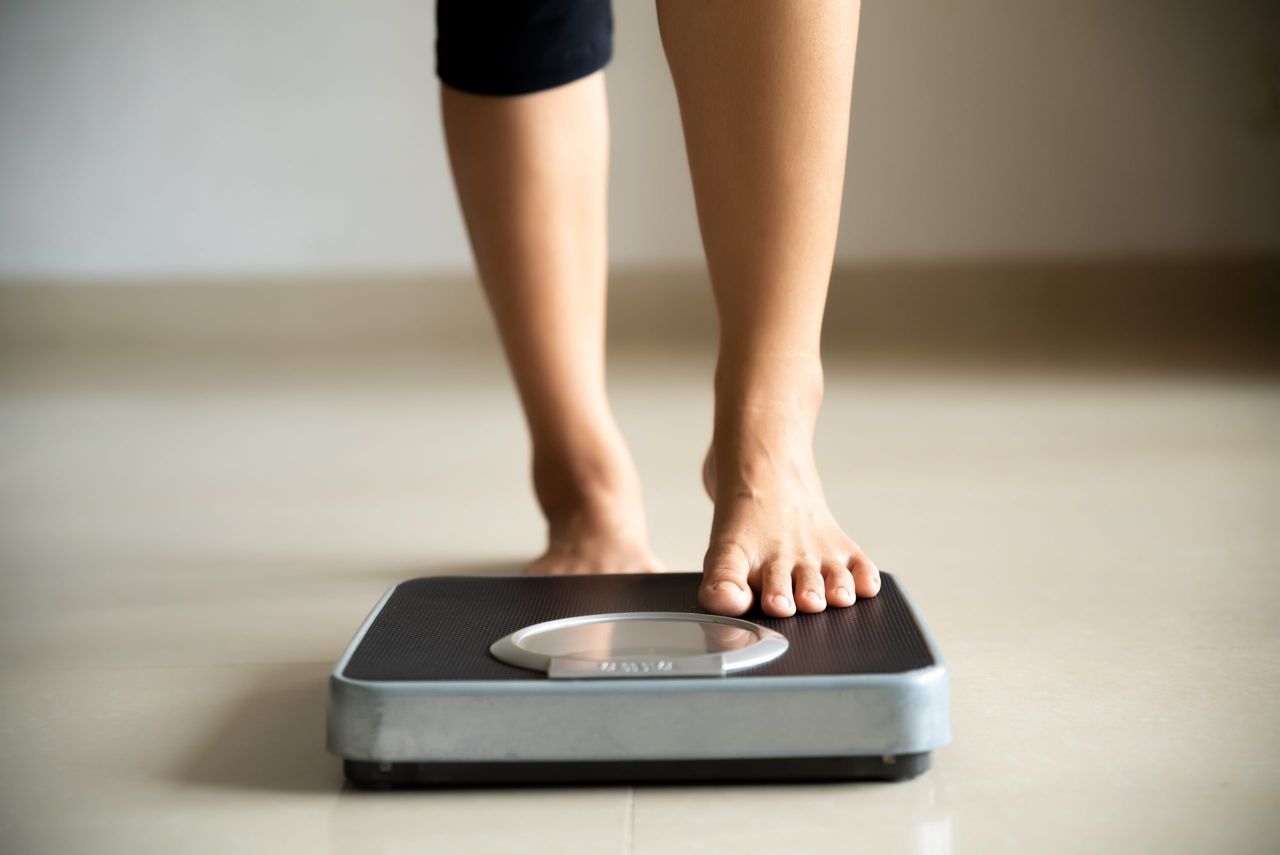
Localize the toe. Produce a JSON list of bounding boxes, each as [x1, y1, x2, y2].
[[526, 556, 557, 576], [821, 560, 856, 607], [849, 552, 881, 598], [639, 557, 666, 574], [700, 543, 754, 616], [793, 561, 826, 613], [760, 557, 797, 617]]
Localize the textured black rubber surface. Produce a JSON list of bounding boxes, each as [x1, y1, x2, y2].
[[342, 572, 934, 681], [344, 752, 931, 788]]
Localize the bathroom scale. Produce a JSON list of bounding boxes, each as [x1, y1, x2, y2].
[[327, 572, 949, 788]]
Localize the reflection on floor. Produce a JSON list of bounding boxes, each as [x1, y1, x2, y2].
[[1, 338, 1277, 854]]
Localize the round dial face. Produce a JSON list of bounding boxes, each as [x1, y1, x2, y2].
[[518, 616, 762, 662], [490, 611, 789, 676]]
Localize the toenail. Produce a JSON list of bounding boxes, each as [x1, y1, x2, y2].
[[773, 594, 792, 610], [806, 590, 823, 603], [713, 581, 743, 593], [836, 587, 852, 599]]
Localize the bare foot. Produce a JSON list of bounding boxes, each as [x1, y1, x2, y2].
[[526, 434, 664, 576], [698, 370, 879, 617]]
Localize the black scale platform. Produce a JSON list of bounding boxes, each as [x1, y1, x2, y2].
[[334, 572, 945, 787], [343, 572, 935, 682]]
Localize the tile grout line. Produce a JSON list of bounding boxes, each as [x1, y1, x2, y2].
[[623, 787, 636, 855]]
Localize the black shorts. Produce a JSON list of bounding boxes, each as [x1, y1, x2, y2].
[[436, 0, 614, 96]]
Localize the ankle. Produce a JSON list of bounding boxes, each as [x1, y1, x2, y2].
[[713, 353, 823, 441], [714, 349, 823, 413], [531, 432, 642, 523]]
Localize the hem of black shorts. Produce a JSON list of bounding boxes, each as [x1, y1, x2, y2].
[[437, 42, 613, 97]]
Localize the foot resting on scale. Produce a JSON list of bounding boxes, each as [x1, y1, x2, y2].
[[697, 363, 881, 618]]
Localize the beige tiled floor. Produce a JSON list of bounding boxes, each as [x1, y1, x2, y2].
[[1, 345, 1277, 854]]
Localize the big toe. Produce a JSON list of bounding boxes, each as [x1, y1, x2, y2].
[[699, 546, 753, 616]]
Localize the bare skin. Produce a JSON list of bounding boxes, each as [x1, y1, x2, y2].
[[658, 0, 880, 617], [441, 1, 879, 612], [441, 74, 662, 575]]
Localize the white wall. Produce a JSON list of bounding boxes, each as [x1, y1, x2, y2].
[[1, 0, 1276, 278]]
